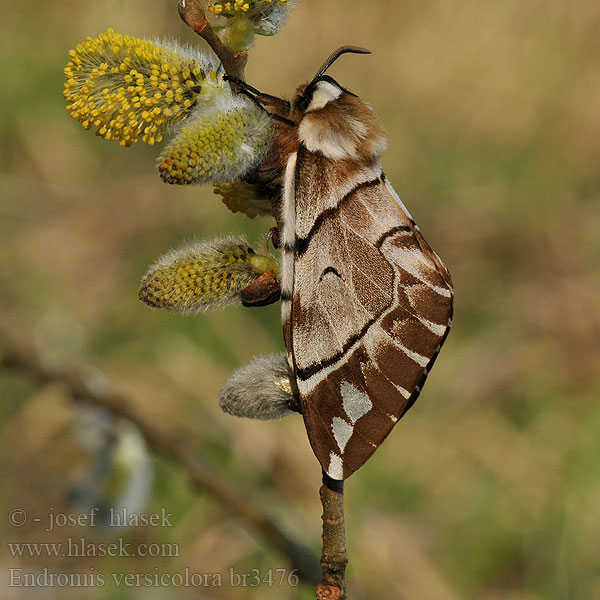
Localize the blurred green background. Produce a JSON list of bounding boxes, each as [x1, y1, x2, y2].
[[1, 1, 599, 598]]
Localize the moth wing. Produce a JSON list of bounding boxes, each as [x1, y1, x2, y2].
[[286, 147, 453, 480]]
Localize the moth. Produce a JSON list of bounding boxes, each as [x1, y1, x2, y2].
[[229, 47, 454, 480]]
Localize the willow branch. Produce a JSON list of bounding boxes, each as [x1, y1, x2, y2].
[[178, 0, 248, 80], [316, 472, 348, 600], [177, 6, 346, 597], [0, 324, 320, 585]]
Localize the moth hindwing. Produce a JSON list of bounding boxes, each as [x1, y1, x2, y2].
[[244, 48, 454, 480]]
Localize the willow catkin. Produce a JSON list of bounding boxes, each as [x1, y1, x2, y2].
[[157, 95, 274, 185], [220, 353, 297, 420], [139, 236, 279, 314], [64, 29, 218, 146]]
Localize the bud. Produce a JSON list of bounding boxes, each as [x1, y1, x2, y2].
[[157, 95, 273, 185], [64, 28, 219, 146], [214, 181, 273, 218], [251, 0, 297, 36], [139, 236, 279, 314], [220, 353, 297, 420], [204, 0, 296, 52]]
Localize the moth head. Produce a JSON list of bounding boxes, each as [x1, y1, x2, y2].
[[294, 46, 387, 161]]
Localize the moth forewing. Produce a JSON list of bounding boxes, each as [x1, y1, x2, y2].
[[286, 150, 453, 479], [259, 49, 453, 480]]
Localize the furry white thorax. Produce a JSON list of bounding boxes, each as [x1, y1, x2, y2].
[[297, 80, 370, 160], [298, 116, 368, 161], [306, 80, 342, 112]]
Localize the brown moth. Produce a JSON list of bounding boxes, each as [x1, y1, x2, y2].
[[229, 47, 454, 480]]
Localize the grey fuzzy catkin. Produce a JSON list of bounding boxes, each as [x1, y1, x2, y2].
[[220, 353, 296, 420]]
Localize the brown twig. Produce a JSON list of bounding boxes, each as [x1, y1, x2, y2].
[[175, 4, 350, 596], [316, 473, 348, 599], [178, 0, 248, 80], [0, 324, 320, 586]]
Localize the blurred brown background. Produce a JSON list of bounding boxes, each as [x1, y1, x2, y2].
[[1, 1, 599, 598]]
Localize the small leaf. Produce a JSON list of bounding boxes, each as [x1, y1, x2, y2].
[[214, 180, 273, 218]]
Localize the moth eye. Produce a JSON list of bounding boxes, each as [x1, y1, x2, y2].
[[296, 94, 312, 113]]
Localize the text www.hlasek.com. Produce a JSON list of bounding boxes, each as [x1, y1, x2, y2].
[[7, 538, 179, 558]]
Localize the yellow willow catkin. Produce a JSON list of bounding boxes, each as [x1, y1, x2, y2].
[[139, 236, 279, 314], [205, 0, 295, 45], [205, 0, 287, 17], [157, 96, 274, 185], [64, 28, 217, 146]]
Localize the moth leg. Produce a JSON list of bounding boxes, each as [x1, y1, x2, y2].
[[224, 75, 291, 109], [237, 90, 296, 126], [287, 393, 302, 415], [268, 226, 281, 250], [260, 227, 280, 254], [225, 77, 295, 126]]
